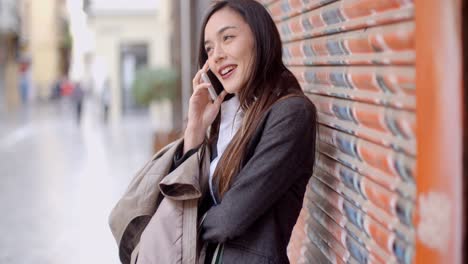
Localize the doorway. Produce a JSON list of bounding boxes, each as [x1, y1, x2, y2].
[[120, 43, 148, 114]]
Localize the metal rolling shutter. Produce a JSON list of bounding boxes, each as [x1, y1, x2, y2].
[[259, 1, 416, 263]]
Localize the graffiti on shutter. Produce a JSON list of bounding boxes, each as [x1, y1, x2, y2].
[[260, 0, 417, 263]]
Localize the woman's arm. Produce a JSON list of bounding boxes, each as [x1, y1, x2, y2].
[[201, 97, 317, 243]]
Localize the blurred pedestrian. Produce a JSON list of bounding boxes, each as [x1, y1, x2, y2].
[[72, 82, 84, 124], [110, 1, 317, 263], [61, 77, 74, 97], [51, 79, 62, 100], [101, 79, 111, 123], [18, 61, 31, 104]]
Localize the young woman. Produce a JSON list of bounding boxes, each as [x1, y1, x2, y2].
[[175, 0, 318, 263]]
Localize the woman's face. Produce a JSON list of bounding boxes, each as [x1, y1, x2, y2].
[[204, 7, 255, 94]]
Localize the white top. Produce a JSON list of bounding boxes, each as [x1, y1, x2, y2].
[[209, 96, 244, 204]]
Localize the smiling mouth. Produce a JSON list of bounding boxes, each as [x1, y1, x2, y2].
[[219, 65, 237, 80]]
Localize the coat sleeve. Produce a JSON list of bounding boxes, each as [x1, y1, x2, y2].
[[172, 144, 200, 171], [201, 97, 317, 243]]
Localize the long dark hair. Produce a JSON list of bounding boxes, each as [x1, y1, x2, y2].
[[198, 0, 305, 197]]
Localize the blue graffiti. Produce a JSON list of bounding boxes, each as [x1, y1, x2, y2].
[[393, 239, 413, 264], [330, 72, 352, 88], [302, 17, 313, 31], [305, 71, 316, 83], [321, 9, 345, 25], [327, 40, 345, 56], [395, 199, 413, 227], [280, 2, 291, 13], [303, 44, 315, 57], [336, 136, 359, 159], [332, 104, 355, 122], [346, 236, 369, 264], [393, 157, 414, 182], [343, 202, 364, 229]]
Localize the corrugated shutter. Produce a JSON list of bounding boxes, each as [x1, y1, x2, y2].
[[259, 1, 416, 263]]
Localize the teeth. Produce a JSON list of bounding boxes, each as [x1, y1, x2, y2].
[[221, 66, 235, 75]]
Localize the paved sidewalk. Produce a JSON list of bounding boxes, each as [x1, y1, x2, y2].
[[0, 99, 155, 264]]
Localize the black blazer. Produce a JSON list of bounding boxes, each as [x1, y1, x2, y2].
[[197, 96, 317, 264]]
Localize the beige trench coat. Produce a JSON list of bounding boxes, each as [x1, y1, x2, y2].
[[109, 138, 210, 264]]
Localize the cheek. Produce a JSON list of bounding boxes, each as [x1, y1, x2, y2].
[[207, 59, 217, 76], [239, 41, 255, 71], [240, 52, 254, 76]]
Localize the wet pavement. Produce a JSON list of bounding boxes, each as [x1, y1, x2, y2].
[[0, 99, 155, 263]]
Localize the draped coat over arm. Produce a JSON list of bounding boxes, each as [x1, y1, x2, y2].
[[109, 138, 211, 264]]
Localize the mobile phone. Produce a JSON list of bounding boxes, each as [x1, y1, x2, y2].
[[201, 72, 218, 101]]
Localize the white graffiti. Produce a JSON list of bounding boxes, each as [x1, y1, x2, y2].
[[417, 191, 451, 252]]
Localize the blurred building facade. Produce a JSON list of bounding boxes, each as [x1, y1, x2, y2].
[[85, 0, 172, 123], [79, 0, 213, 127], [20, 0, 70, 100], [0, 0, 21, 110]]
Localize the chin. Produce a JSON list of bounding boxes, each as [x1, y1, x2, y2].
[[221, 78, 243, 94], [223, 86, 237, 94]]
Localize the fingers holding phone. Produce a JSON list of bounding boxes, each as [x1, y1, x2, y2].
[[192, 61, 210, 89], [185, 63, 227, 152], [201, 72, 218, 101]]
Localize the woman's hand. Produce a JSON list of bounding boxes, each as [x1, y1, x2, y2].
[[184, 62, 227, 154]]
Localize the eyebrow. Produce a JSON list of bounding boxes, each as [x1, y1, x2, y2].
[[204, 26, 238, 45]]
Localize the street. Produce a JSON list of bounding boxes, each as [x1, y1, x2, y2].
[[0, 99, 154, 263]]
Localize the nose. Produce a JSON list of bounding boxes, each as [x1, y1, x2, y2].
[[213, 44, 226, 64]]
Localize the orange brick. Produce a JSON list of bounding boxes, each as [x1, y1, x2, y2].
[[353, 108, 387, 132], [346, 38, 374, 53], [349, 73, 381, 92]]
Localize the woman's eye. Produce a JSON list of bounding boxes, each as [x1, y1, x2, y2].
[[223, 35, 234, 41], [205, 47, 212, 54]]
